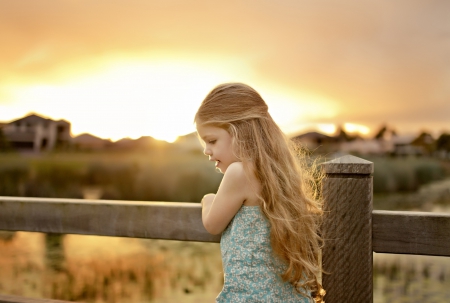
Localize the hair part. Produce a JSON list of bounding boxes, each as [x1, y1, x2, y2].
[[195, 83, 325, 302]]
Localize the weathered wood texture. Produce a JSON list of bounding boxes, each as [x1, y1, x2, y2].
[[321, 155, 373, 303], [322, 154, 374, 174], [373, 210, 450, 256], [0, 197, 220, 243], [0, 294, 75, 303]]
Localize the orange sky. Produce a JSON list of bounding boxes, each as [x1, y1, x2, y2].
[[0, 0, 449, 141]]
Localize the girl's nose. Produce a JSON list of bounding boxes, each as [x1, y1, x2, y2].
[[203, 147, 212, 156]]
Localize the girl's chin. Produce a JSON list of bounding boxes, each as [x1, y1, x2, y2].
[[215, 163, 226, 174]]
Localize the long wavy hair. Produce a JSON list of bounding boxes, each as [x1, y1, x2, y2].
[[195, 83, 325, 302]]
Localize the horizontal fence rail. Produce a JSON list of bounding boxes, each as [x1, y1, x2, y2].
[[0, 196, 220, 243], [2, 197, 449, 256], [373, 210, 450, 256], [0, 294, 74, 303]]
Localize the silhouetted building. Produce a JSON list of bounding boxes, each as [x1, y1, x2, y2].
[[291, 131, 341, 153], [73, 133, 111, 150], [340, 139, 384, 155], [391, 135, 422, 157], [173, 132, 203, 153], [2, 114, 71, 152]]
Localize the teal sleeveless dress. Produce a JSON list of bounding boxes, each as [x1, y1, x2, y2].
[[216, 205, 313, 303]]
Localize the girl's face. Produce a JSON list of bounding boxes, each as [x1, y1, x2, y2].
[[196, 124, 239, 174]]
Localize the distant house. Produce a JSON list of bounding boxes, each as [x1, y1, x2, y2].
[[73, 133, 111, 150], [291, 131, 341, 153], [111, 137, 136, 150], [391, 135, 423, 157], [173, 132, 203, 153], [340, 139, 385, 155], [2, 114, 71, 152], [114, 136, 169, 151], [0, 123, 10, 151]]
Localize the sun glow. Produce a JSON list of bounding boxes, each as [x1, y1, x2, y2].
[[1, 56, 339, 142], [317, 124, 337, 135], [3, 61, 237, 142], [343, 123, 370, 135]]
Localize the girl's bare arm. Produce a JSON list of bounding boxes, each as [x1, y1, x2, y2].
[[201, 162, 248, 235]]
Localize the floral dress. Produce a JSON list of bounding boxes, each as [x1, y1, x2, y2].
[[216, 205, 313, 303]]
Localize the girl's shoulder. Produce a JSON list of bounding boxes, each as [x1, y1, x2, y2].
[[221, 162, 251, 194], [224, 161, 246, 177], [226, 162, 261, 206]]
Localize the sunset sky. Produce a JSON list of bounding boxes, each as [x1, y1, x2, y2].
[[0, 0, 449, 142]]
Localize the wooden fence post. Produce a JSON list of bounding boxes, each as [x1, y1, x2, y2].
[[321, 155, 373, 303]]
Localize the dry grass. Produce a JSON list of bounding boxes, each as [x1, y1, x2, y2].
[[374, 253, 450, 303], [373, 178, 450, 302], [0, 233, 223, 303]]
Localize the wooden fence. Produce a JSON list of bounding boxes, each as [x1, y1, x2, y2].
[[0, 155, 449, 303]]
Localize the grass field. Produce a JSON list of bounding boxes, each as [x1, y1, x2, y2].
[[0, 152, 448, 201], [0, 150, 222, 202]]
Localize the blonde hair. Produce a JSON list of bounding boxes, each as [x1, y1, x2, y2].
[[195, 83, 325, 302]]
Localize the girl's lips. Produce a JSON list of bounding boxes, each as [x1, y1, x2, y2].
[[215, 161, 220, 167]]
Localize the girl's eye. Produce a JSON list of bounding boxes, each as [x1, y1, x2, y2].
[[208, 140, 216, 144]]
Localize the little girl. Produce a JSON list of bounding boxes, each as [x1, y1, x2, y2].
[[195, 83, 325, 303]]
